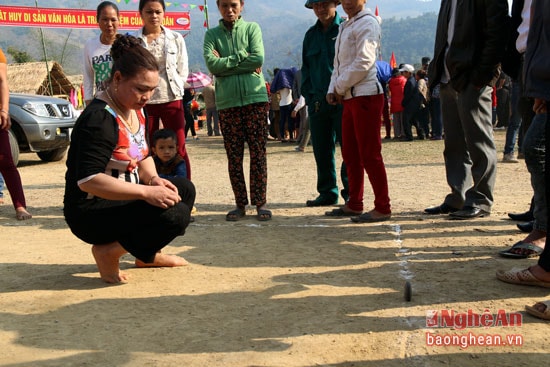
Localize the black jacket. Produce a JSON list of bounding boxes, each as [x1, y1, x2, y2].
[[524, 0, 550, 100], [428, 0, 510, 92], [402, 76, 422, 113], [501, 0, 524, 80]]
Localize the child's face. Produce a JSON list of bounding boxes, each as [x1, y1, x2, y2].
[[153, 137, 178, 163]]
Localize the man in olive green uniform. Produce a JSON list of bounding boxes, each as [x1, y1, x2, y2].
[[301, 0, 348, 207]]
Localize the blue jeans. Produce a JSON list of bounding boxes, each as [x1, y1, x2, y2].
[[524, 113, 547, 232], [504, 81, 522, 155], [0, 173, 4, 198]]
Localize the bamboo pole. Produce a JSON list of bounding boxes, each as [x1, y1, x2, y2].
[[35, 0, 53, 95], [204, 0, 210, 29]]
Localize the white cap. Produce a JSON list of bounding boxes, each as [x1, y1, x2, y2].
[[399, 64, 414, 73]]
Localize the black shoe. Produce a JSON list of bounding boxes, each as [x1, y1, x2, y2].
[[424, 203, 459, 215], [517, 221, 534, 233], [306, 197, 338, 207], [449, 206, 490, 220], [508, 211, 534, 222]]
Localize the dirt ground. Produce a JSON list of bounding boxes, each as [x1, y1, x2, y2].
[[0, 127, 549, 366]]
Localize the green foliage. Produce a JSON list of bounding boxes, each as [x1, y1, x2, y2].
[[1, 9, 438, 77], [380, 12, 438, 67], [6, 46, 33, 63]]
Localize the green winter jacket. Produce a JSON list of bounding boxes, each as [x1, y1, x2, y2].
[[203, 17, 268, 110]]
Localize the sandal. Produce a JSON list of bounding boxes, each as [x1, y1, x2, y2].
[[257, 208, 272, 221], [525, 300, 550, 320], [499, 241, 543, 259], [350, 211, 391, 223], [226, 207, 246, 222], [325, 207, 362, 217], [496, 267, 550, 288]]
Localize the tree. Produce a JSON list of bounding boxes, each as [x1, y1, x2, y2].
[[6, 47, 33, 63]]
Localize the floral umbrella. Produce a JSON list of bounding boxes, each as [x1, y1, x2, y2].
[[186, 71, 212, 89]]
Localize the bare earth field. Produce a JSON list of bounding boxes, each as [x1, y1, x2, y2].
[[1, 128, 548, 366]]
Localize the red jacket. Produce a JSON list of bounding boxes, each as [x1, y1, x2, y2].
[[388, 75, 406, 113]]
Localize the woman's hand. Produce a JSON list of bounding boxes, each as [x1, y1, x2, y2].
[[144, 182, 181, 209], [533, 98, 547, 115], [326, 93, 344, 105], [149, 176, 179, 195], [0, 110, 10, 130], [212, 49, 220, 58]]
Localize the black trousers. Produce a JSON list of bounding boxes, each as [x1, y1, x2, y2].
[[64, 177, 195, 263], [540, 107, 550, 271]]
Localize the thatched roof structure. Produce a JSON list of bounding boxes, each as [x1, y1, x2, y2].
[[7, 61, 75, 96], [66, 74, 83, 88]]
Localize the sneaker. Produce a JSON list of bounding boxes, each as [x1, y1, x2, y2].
[[503, 153, 519, 163], [294, 146, 304, 152]]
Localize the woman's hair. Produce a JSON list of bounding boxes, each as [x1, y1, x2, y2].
[[109, 34, 159, 81], [96, 1, 119, 22], [139, 0, 166, 12]]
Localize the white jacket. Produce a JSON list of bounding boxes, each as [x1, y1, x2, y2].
[[328, 9, 382, 100], [134, 25, 189, 100]]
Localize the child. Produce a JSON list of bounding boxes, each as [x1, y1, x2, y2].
[[152, 128, 196, 220], [152, 129, 188, 179]]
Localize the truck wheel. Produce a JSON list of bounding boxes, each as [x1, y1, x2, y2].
[[8, 129, 20, 166]]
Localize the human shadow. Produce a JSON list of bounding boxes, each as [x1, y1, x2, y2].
[[0, 206, 69, 230], [0, 352, 128, 367], [0, 284, 423, 356], [300, 353, 550, 367], [0, 262, 133, 293]]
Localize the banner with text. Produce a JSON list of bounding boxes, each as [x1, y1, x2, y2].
[[0, 6, 190, 31]]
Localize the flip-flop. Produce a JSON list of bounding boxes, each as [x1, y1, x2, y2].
[[324, 208, 362, 217], [350, 212, 391, 223], [499, 241, 543, 259], [496, 267, 550, 288], [226, 208, 246, 222], [525, 300, 550, 320], [257, 209, 272, 221]]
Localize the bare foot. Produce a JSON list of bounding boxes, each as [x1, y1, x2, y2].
[[531, 301, 548, 314], [529, 265, 550, 283], [507, 230, 546, 256], [15, 207, 32, 220], [135, 252, 188, 268], [91, 243, 129, 284], [524, 229, 546, 244]]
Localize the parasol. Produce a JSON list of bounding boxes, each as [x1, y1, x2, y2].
[[186, 72, 212, 89]]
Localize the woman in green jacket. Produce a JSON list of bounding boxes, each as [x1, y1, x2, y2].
[[203, 0, 271, 222]]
